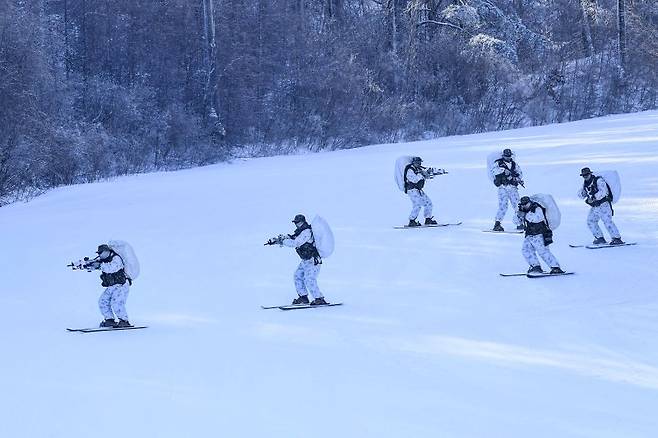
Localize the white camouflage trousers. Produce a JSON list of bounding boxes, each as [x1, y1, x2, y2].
[[98, 283, 130, 320], [495, 185, 521, 225], [294, 259, 323, 299], [587, 203, 620, 239], [522, 234, 560, 268], [408, 189, 433, 220]]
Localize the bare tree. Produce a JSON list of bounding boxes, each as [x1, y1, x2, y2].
[[618, 0, 627, 76], [579, 0, 594, 57]]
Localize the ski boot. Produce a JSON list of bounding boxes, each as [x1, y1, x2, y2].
[[493, 221, 504, 232], [115, 319, 132, 328], [592, 237, 607, 245], [310, 297, 329, 306], [292, 295, 310, 305], [550, 267, 565, 274], [609, 237, 625, 245], [424, 217, 438, 225], [527, 265, 543, 274], [99, 318, 117, 328], [408, 219, 422, 227]]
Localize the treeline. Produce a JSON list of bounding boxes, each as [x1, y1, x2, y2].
[[1, 0, 657, 203]]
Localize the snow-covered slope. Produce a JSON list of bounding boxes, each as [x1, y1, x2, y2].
[[1, 111, 658, 438]]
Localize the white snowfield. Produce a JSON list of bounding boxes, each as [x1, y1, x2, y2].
[[1, 111, 658, 438]]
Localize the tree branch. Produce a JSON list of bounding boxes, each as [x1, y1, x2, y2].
[[417, 20, 472, 36]]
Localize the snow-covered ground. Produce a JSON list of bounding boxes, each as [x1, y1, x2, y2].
[[1, 111, 658, 438]]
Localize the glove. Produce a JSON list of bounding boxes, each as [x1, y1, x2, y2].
[[586, 197, 595, 206], [504, 169, 511, 176]]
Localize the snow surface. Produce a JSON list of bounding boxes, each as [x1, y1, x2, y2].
[[1, 111, 658, 438]]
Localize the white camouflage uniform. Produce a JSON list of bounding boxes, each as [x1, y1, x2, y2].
[[490, 159, 522, 226], [521, 207, 560, 269], [283, 229, 323, 299], [97, 256, 130, 320], [578, 177, 621, 239], [405, 166, 433, 221]]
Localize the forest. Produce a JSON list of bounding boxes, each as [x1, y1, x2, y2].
[[1, 0, 656, 203]]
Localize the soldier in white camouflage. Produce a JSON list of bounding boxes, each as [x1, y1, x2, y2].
[[490, 148, 524, 232], [403, 157, 446, 227], [577, 167, 623, 245], [267, 214, 328, 306], [518, 197, 564, 274]]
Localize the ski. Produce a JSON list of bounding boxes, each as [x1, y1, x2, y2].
[[570, 242, 636, 249], [278, 303, 343, 310], [394, 222, 462, 229], [483, 230, 524, 234], [585, 242, 636, 249], [67, 326, 147, 333], [499, 273, 529, 277], [527, 272, 575, 278]]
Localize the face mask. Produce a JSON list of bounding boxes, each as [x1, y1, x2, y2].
[[99, 250, 112, 260]]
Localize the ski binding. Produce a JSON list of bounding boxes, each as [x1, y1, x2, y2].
[[527, 271, 575, 278]]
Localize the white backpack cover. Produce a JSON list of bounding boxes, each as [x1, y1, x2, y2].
[[595, 170, 621, 204], [486, 151, 503, 183], [311, 216, 334, 258], [529, 194, 561, 230], [108, 240, 140, 280], [394, 156, 414, 192]]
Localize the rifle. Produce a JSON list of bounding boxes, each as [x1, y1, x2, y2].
[[500, 161, 523, 188], [67, 256, 100, 272], [264, 234, 287, 246], [421, 166, 448, 178]]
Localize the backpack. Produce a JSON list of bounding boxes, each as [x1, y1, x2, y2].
[[487, 151, 516, 186], [394, 156, 414, 192], [310, 216, 334, 258], [108, 240, 140, 281], [596, 170, 621, 204], [529, 193, 561, 230]]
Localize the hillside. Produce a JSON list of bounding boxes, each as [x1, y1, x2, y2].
[[1, 111, 657, 437]]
